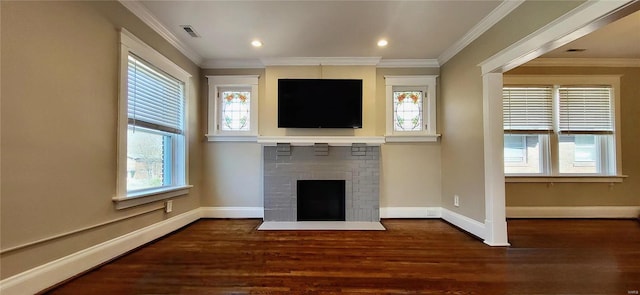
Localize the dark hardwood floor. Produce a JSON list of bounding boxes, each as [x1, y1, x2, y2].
[[45, 219, 640, 294]]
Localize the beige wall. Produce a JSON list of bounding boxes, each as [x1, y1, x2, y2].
[[200, 69, 264, 207], [439, 1, 584, 222], [0, 1, 201, 278], [201, 66, 443, 208], [377, 68, 442, 208], [263, 66, 378, 136], [505, 66, 640, 207]]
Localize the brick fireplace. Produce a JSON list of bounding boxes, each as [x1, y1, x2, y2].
[[263, 144, 380, 222]]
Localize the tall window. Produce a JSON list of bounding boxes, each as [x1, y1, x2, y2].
[[126, 55, 185, 192], [557, 87, 615, 174], [117, 30, 191, 207], [503, 77, 618, 176]]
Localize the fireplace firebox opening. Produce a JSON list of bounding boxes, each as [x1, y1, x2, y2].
[[297, 180, 346, 221]]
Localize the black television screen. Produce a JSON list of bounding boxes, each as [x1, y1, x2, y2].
[[278, 79, 363, 128]]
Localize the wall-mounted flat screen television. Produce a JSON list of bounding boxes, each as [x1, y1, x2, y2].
[[278, 79, 363, 129]]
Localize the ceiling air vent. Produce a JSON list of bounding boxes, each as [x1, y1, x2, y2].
[[180, 25, 200, 38]]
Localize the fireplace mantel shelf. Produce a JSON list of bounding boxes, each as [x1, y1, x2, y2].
[[257, 136, 386, 146]]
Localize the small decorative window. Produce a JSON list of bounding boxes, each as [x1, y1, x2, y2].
[[393, 90, 423, 131], [220, 88, 251, 131], [206, 76, 259, 141], [385, 75, 439, 142]]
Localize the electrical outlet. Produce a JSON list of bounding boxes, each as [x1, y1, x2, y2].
[[454, 195, 460, 207], [165, 200, 173, 213]]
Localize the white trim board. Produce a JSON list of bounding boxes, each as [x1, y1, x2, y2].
[[380, 207, 441, 219], [257, 136, 386, 146], [200, 207, 264, 219], [118, 1, 203, 65], [0, 209, 202, 295], [8, 205, 637, 294], [438, 0, 525, 65], [440, 208, 487, 242], [479, 1, 638, 74], [507, 206, 640, 218], [523, 58, 640, 68]]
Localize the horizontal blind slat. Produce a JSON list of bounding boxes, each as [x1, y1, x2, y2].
[[127, 54, 184, 134], [559, 87, 612, 132], [503, 87, 553, 131]]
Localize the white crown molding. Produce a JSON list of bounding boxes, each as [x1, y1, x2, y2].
[[261, 57, 382, 66], [118, 0, 204, 65], [203, 58, 441, 69], [438, 0, 525, 65], [377, 59, 440, 68], [523, 58, 640, 68], [479, 0, 636, 74], [201, 59, 265, 69]]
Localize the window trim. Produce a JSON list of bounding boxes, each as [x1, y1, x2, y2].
[[206, 75, 260, 141], [115, 29, 192, 209], [384, 75, 440, 142], [503, 75, 623, 180]]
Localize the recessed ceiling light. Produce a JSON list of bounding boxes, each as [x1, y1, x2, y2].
[[377, 39, 388, 47], [251, 40, 263, 47]]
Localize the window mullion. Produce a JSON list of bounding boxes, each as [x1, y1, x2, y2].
[[550, 85, 560, 175]]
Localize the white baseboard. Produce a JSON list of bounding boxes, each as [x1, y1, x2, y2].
[[200, 206, 264, 218], [440, 208, 486, 240], [507, 206, 640, 218], [0, 209, 202, 295], [0, 205, 517, 294], [380, 207, 441, 218]]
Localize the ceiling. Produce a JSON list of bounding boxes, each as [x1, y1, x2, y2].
[[133, 0, 506, 66], [127, 1, 639, 68], [542, 9, 640, 59]]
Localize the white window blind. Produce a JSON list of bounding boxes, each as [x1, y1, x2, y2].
[[503, 87, 553, 132], [128, 54, 184, 134], [559, 87, 613, 133]]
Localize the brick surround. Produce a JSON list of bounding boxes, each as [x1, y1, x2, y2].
[[263, 145, 380, 222]]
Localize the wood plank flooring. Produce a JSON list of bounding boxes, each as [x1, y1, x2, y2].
[[45, 219, 640, 294]]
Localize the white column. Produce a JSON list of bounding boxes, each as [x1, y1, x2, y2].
[[482, 73, 510, 246]]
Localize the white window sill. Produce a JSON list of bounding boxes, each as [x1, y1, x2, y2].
[[385, 134, 441, 143], [505, 175, 627, 183], [206, 134, 258, 142], [112, 185, 193, 209]]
